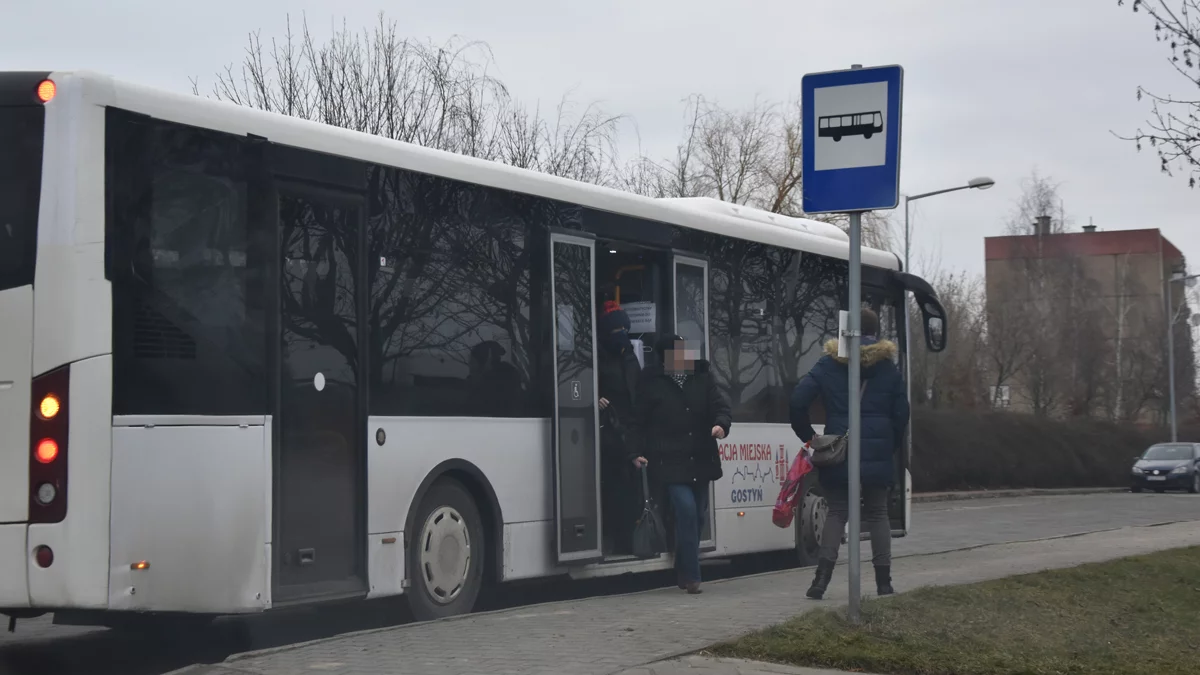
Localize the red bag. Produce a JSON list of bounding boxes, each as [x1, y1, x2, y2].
[[772, 445, 814, 528]]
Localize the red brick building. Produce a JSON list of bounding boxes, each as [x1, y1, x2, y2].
[[984, 222, 1192, 422]]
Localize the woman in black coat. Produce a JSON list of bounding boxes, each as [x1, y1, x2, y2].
[[630, 334, 731, 594]]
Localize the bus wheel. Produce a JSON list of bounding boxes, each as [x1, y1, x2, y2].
[[863, 133, 873, 140], [832, 135, 842, 142], [796, 489, 827, 567], [407, 478, 484, 622]]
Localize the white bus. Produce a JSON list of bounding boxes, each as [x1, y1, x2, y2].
[[0, 71, 947, 629]]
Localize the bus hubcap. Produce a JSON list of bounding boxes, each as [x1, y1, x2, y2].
[[419, 506, 471, 605], [802, 492, 828, 555]]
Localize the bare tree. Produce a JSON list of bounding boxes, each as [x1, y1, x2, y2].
[[909, 269, 987, 408], [1004, 169, 1068, 235], [193, 13, 624, 184], [1008, 238, 1095, 417], [983, 170, 1082, 416], [623, 96, 894, 250], [983, 278, 1034, 409], [1116, 1, 1200, 187]]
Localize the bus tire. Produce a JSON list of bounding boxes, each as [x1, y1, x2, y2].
[[406, 478, 485, 622], [796, 487, 827, 567]]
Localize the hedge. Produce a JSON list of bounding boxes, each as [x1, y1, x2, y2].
[[910, 409, 1199, 492]]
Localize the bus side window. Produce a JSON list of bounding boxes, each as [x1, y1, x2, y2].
[[106, 109, 267, 416]]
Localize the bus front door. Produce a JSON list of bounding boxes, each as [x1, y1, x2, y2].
[[550, 232, 604, 564]]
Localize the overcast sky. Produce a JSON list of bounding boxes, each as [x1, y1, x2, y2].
[[2, 0, 1193, 278]]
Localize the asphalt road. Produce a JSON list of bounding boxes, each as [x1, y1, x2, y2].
[[2, 491, 1199, 675]]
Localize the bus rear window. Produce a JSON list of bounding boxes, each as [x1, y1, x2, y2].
[[0, 106, 45, 291]]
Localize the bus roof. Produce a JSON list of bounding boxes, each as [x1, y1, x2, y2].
[[54, 70, 900, 270]]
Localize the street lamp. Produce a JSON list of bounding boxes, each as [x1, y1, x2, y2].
[[903, 176, 995, 274], [900, 177, 994, 414], [1167, 268, 1198, 442]]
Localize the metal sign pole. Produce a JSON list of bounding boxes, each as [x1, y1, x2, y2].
[[799, 61, 901, 625], [847, 210, 863, 624]]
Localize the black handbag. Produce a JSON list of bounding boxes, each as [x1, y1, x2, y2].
[[810, 381, 867, 469], [631, 467, 667, 560]]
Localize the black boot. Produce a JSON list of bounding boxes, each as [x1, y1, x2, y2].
[[875, 565, 894, 596], [807, 559, 835, 599]]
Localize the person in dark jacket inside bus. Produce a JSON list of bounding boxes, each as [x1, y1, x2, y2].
[[630, 334, 731, 594], [597, 305, 641, 554], [789, 308, 910, 600]]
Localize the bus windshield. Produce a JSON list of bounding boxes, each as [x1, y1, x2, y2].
[[0, 106, 44, 292]]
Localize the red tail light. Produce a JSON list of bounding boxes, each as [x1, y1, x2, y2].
[[35, 439, 59, 464], [30, 366, 69, 523], [33, 545, 54, 568]]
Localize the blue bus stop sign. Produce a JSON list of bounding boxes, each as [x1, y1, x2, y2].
[[801, 65, 903, 214]]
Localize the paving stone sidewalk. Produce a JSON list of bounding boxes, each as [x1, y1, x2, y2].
[[170, 520, 1200, 675]]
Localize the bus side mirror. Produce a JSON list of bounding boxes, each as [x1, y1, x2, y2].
[[926, 316, 945, 352], [917, 297, 947, 353], [887, 270, 948, 353]]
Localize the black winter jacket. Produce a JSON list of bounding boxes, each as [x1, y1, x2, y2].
[[598, 348, 640, 427], [629, 361, 732, 485], [598, 348, 641, 475]]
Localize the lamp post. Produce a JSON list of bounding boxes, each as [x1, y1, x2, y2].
[[1166, 268, 1198, 442], [900, 177, 994, 414], [903, 176, 995, 275]]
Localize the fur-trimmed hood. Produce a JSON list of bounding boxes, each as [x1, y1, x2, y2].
[[822, 338, 898, 367]]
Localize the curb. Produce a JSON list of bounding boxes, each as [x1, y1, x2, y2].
[[912, 487, 1126, 503]]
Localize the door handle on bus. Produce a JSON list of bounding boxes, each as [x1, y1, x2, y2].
[[298, 548, 316, 565]]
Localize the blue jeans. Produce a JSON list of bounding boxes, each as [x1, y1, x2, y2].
[[667, 481, 709, 584]]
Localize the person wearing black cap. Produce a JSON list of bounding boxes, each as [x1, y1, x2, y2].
[[597, 306, 641, 553], [629, 334, 731, 594]]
